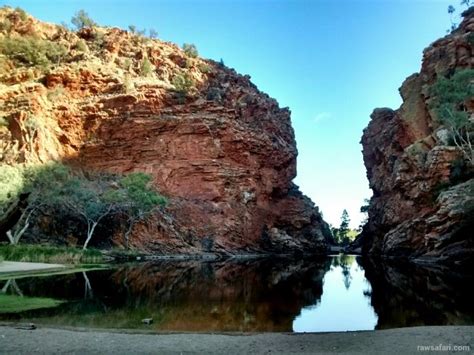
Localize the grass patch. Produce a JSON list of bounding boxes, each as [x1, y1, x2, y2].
[[0, 294, 64, 313], [0, 245, 104, 264]]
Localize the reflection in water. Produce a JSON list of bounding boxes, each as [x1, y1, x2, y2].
[[293, 255, 377, 332], [0, 255, 473, 332], [361, 258, 474, 329]]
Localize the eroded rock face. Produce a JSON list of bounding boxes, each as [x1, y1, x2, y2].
[[360, 11, 474, 265], [0, 8, 330, 254]]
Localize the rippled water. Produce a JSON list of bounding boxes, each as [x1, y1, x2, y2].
[[0, 255, 473, 332]]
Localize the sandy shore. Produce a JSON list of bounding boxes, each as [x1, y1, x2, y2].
[[0, 325, 472, 354], [0, 261, 65, 276]]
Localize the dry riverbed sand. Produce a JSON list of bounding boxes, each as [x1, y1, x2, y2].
[[0, 325, 472, 354]]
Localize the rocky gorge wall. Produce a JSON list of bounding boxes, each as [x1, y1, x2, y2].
[[359, 9, 474, 265], [0, 8, 331, 254]]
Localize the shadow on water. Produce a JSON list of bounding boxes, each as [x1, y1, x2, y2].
[[0, 256, 473, 332], [360, 257, 474, 329]]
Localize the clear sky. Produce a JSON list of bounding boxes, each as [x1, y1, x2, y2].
[[1, 0, 458, 228]]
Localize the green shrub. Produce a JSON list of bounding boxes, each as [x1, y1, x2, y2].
[[198, 63, 211, 73], [75, 39, 88, 52], [0, 19, 12, 32], [0, 164, 24, 216], [172, 72, 194, 96], [140, 58, 153, 77], [429, 69, 474, 164], [71, 9, 96, 30], [122, 74, 135, 93], [0, 116, 9, 127], [0, 36, 67, 67], [182, 43, 198, 58], [0, 244, 104, 264], [14, 6, 28, 21]]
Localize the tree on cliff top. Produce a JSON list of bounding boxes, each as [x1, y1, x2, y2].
[[430, 69, 474, 165], [71, 10, 96, 30]]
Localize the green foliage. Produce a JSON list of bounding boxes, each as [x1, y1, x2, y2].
[[198, 63, 211, 73], [182, 43, 198, 58], [71, 9, 96, 30], [1, 163, 165, 249], [429, 69, 474, 164], [0, 18, 12, 32], [172, 72, 194, 102], [0, 36, 67, 67], [14, 6, 28, 21], [140, 58, 153, 77], [119, 172, 167, 212], [0, 165, 24, 216], [75, 39, 88, 52], [0, 244, 103, 264], [333, 209, 351, 245], [0, 294, 63, 314], [149, 28, 158, 39], [128, 25, 137, 33], [0, 116, 9, 127]]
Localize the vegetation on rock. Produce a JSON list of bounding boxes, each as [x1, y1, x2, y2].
[[0, 163, 167, 250], [430, 68, 474, 165]]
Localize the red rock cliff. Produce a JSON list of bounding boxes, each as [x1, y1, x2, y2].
[[0, 8, 331, 254], [360, 9, 474, 265]]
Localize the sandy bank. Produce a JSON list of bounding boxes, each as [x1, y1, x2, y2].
[[0, 325, 472, 354], [0, 261, 65, 276]]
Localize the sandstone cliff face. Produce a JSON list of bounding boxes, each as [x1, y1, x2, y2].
[[360, 10, 474, 265], [0, 8, 330, 254]]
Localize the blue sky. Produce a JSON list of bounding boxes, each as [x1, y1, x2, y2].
[[2, 0, 459, 227]]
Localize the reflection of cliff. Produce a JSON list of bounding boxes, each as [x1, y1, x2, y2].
[[361, 257, 474, 329], [1, 259, 331, 332]]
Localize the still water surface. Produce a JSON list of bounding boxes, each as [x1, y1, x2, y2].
[[0, 255, 473, 332]]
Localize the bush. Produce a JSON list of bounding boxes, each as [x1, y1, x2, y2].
[[430, 69, 474, 164], [0, 36, 67, 67], [0, 164, 24, 216], [140, 58, 153, 77], [75, 39, 88, 52], [15, 6, 28, 21], [172, 72, 194, 98], [0, 19, 12, 32], [71, 9, 96, 30], [182, 43, 198, 58], [0, 244, 104, 264], [0, 116, 9, 127]]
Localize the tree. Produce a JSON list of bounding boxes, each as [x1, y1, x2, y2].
[[58, 175, 119, 250], [71, 10, 96, 30], [337, 209, 350, 245], [182, 43, 198, 58], [118, 173, 167, 248], [429, 69, 474, 165], [2, 163, 70, 245]]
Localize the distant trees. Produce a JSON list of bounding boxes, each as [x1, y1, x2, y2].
[[331, 209, 352, 246], [447, 1, 472, 32], [429, 69, 474, 165]]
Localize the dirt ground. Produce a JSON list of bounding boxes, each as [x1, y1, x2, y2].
[[0, 325, 472, 354]]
